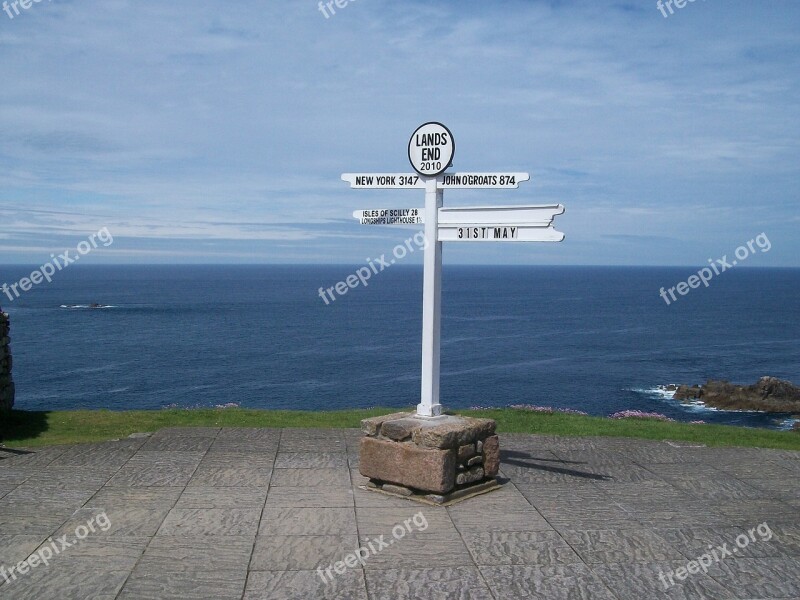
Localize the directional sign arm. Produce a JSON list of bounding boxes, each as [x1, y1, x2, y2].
[[436, 204, 565, 242], [341, 174, 425, 189], [438, 173, 530, 189], [352, 208, 424, 225], [438, 226, 564, 242], [438, 204, 563, 226]]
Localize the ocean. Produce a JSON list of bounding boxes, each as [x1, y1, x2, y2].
[[1, 265, 798, 430]]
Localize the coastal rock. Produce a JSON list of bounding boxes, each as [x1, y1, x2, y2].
[[0, 309, 13, 413], [674, 377, 800, 413], [674, 385, 702, 401]]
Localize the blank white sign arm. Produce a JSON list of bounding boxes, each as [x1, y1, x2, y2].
[[437, 204, 564, 226]]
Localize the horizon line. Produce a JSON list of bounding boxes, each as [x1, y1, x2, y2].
[[1, 263, 798, 269]]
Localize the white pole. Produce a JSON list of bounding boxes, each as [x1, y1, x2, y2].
[[418, 176, 444, 417]]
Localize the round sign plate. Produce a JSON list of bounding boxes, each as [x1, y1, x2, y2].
[[408, 122, 455, 178]]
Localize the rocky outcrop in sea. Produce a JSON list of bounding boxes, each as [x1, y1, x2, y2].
[[0, 308, 14, 412], [673, 377, 800, 414]]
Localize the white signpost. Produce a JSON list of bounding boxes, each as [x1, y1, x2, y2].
[[342, 123, 565, 418]]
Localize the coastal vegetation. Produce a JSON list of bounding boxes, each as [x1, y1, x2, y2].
[[2, 407, 798, 450]]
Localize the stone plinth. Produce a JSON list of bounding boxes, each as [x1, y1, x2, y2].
[[359, 412, 500, 505]]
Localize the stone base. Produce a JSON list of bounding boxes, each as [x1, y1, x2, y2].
[[360, 478, 501, 506], [358, 412, 500, 499]]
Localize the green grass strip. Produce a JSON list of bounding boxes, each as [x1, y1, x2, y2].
[[1, 408, 798, 450]]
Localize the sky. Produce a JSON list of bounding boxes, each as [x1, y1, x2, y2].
[[0, 0, 798, 266]]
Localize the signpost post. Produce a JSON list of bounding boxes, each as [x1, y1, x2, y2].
[[347, 123, 566, 504], [343, 122, 565, 419]]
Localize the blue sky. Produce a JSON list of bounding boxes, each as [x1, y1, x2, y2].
[[0, 0, 798, 266]]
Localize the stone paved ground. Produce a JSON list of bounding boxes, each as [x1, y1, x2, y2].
[[0, 428, 798, 599]]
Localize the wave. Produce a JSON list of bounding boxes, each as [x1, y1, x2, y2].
[[60, 304, 116, 310], [448, 315, 526, 322]]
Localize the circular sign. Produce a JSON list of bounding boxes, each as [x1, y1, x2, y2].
[[408, 122, 455, 178]]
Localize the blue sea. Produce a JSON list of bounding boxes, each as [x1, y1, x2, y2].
[[1, 265, 799, 430]]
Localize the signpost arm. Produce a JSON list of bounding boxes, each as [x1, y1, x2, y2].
[[418, 177, 444, 418]]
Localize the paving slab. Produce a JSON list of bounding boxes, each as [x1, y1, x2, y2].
[[359, 532, 474, 569], [138, 536, 254, 571], [157, 507, 261, 537], [365, 566, 493, 600], [274, 452, 349, 469], [462, 529, 583, 566], [480, 564, 619, 599], [188, 466, 273, 487], [0, 561, 131, 600], [708, 557, 800, 598], [591, 561, 737, 599], [0, 535, 47, 567], [0, 428, 797, 599], [176, 486, 268, 509], [244, 569, 368, 600], [117, 568, 247, 600], [250, 535, 360, 571], [56, 506, 172, 537], [560, 528, 685, 564], [265, 486, 354, 508], [259, 507, 358, 536], [270, 467, 352, 487]]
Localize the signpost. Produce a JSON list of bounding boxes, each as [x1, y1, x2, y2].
[[342, 124, 565, 418]]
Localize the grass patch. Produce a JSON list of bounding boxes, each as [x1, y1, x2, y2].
[[1, 408, 798, 450]]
